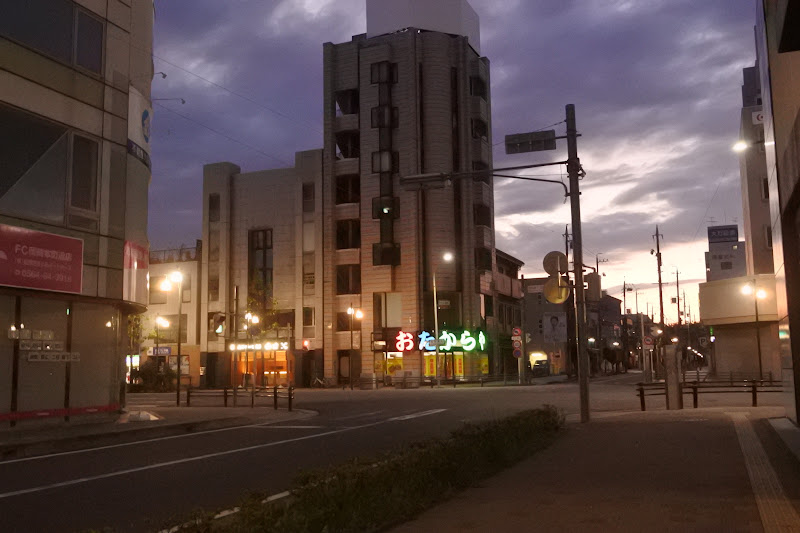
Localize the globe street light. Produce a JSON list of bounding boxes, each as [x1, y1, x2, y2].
[[433, 252, 454, 386], [742, 281, 767, 380], [347, 305, 363, 390], [161, 271, 183, 406]]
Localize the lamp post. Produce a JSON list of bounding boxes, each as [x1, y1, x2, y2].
[[347, 305, 363, 390], [742, 281, 767, 380], [433, 252, 454, 387], [161, 271, 183, 406], [155, 316, 169, 372]]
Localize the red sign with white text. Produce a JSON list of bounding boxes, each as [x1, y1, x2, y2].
[[0, 224, 83, 294]]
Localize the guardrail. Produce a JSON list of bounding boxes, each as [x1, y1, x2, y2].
[[636, 380, 783, 411], [186, 386, 294, 411]]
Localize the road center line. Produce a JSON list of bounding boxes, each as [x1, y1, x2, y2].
[[727, 412, 800, 532], [0, 409, 447, 500]]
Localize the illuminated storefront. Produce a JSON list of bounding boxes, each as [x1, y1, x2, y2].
[[230, 340, 293, 387], [390, 329, 489, 380]]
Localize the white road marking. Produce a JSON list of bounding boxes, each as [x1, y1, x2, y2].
[[0, 409, 447, 499], [250, 425, 325, 429], [332, 410, 384, 421], [159, 491, 291, 533], [389, 408, 446, 421], [727, 412, 800, 532]]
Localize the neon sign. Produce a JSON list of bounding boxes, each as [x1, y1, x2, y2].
[[395, 329, 486, 353]]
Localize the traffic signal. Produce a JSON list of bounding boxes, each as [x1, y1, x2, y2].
[[211, 312, 226, 335]]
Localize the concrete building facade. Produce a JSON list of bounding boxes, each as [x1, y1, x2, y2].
[[0, 0, 154, 426], [756, 0, 800, 422], [320, 0, 500, 383], [704, 225, 746, 282]]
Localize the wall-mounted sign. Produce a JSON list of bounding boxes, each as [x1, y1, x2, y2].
[[147, 346, 171, 356], [0, 224, 83, 294], [394, 329, 487, 353], [707, 225, 738, 244], [27, 351, 80, 362]]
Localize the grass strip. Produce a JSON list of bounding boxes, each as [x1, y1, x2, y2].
[[173, 405, 564, 533]]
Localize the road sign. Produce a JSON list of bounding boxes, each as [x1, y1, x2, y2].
[[543, 251, 568, 275], [512, 327, 522, 337], [512, 349, 522, 358], [511, 335, 522, 341], [544, 277, 569, 304], [698, 336, 709, 348], [512, 340, 522, 349], [505, 130, 557, 154], [643, 335, 654, 347]]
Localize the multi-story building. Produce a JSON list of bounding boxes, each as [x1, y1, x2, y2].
[[139, 243, 203, 387], [522, 277, 571, 375], [755, 0, 800, 422], [200, 150, 323, 388], [0, 1, 154, 426], [320, 0, 498, 383]]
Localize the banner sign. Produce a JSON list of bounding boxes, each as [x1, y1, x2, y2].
[[707, 225, 738, 243], [0, 224, 83, 294]]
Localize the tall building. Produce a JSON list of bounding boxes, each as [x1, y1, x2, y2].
[[0, 0, 154, 425], [755, 0, 800, 422], [738, 65, 774, 275], [320, 0, 499, 382]]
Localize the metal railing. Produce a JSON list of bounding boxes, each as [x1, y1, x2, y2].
[[186, 386, 294, 411], [636, 380, 782, 411]]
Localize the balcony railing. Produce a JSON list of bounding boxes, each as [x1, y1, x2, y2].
[[150, 247, 198, 264]]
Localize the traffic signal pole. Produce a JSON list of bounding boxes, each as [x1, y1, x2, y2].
[[566, 105, 590, 423]]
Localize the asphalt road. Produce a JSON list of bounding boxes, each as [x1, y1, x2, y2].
[[0, 373, 781, 532]]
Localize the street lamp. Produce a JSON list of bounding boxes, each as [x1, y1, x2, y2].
[[433, 252, 454, 387], [347, 305, 363, 390], [160, 271, 183, 406], [742, 281, 767, 380], [155, 316, 169, 371], [732, 140, 748, 152]]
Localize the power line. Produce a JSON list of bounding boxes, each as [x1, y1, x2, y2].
[[154, 103, 292, 166]]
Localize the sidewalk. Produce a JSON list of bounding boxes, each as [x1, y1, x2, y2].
[[0, 403, 312, 460], [392, 406, 800, 532]]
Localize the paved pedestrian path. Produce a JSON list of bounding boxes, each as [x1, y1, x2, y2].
[[392, 406, 800, 533]]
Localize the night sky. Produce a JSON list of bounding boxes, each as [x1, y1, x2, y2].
[[148, 0, 759, 323]]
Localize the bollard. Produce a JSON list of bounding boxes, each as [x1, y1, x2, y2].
[[224, 387, 228, 407], [480, 377, 484, 387], [288, 386, 293, 411], [692, 384, 698, 408], [638, 385, 646, 411], [752, 382, 758, 407], [273, 385, 279, 410], [186, 387, 191, 407], [251, 386, 255, 408]]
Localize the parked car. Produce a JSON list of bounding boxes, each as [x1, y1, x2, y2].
[[531, 360, 549, 377]]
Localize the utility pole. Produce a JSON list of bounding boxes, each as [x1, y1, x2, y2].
[[563, 225, 576, 377], [566, 104, 590, 423], [596, 253, 608, 274], [653, 227, 665, 379], [675, 270, 681, 327]]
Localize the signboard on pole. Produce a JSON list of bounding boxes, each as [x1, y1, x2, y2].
[[543, 312, 568, 343], [643, 335, 654, 347]]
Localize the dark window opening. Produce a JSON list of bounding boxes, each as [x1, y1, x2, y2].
[[371, 106, 399, 128], [336, 219, 361, 250], [303, 307, 314, 326], [302, 183, 315, 212], [471, 119, 489, 142], [70, 135, 99, 212], [208, 269, 220, 302], [335, 131, 360, 159], [249, 229, 274, 308], [75, 10, 103, 73], [336, 174, 360, 204], [371, 61, 398, 84], [335, 89, 359, 115], [336, 311, 361, 331], [484, 295, 494, 317], [475, 247, 492, 271], [208, 194, 220, 222], [470, 76, 487, 100], [336, 265, 361, 295], [762, 177, 770, 200], [766, 225, 773, 249], [720, 261, 733, 270], [474, 204, 492, 227]]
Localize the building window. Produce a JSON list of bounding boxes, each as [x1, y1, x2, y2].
[[475, 248, 492, 271], [336, 311, 361, 331], [208, 269, 219, 302], [336, 220, 360, 250], [0, 0, 104, 75], [336, 174, 360, 204], [335, 131, 360, 159], [371, 61, 398, 84], [303, 307, 314, 326], [149, 278, 167, 305], [335, 89, 359, 115], [302, 183, 315, 213], [762, 178, 770, 200], [484, 295, 494, 317], [720, 261, 733, 270], [70, 135, 99, 213], [474, 204, 492, 227], [471, 119, 489, 142], [371, 150, 398, 173], [765, 225, 773, 249], [371, 106, 399, 128], [208, 194, 220, 222], [469, 76, 487, 100], [336, 265, 361, 295], [249, 229, 273, 307]]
